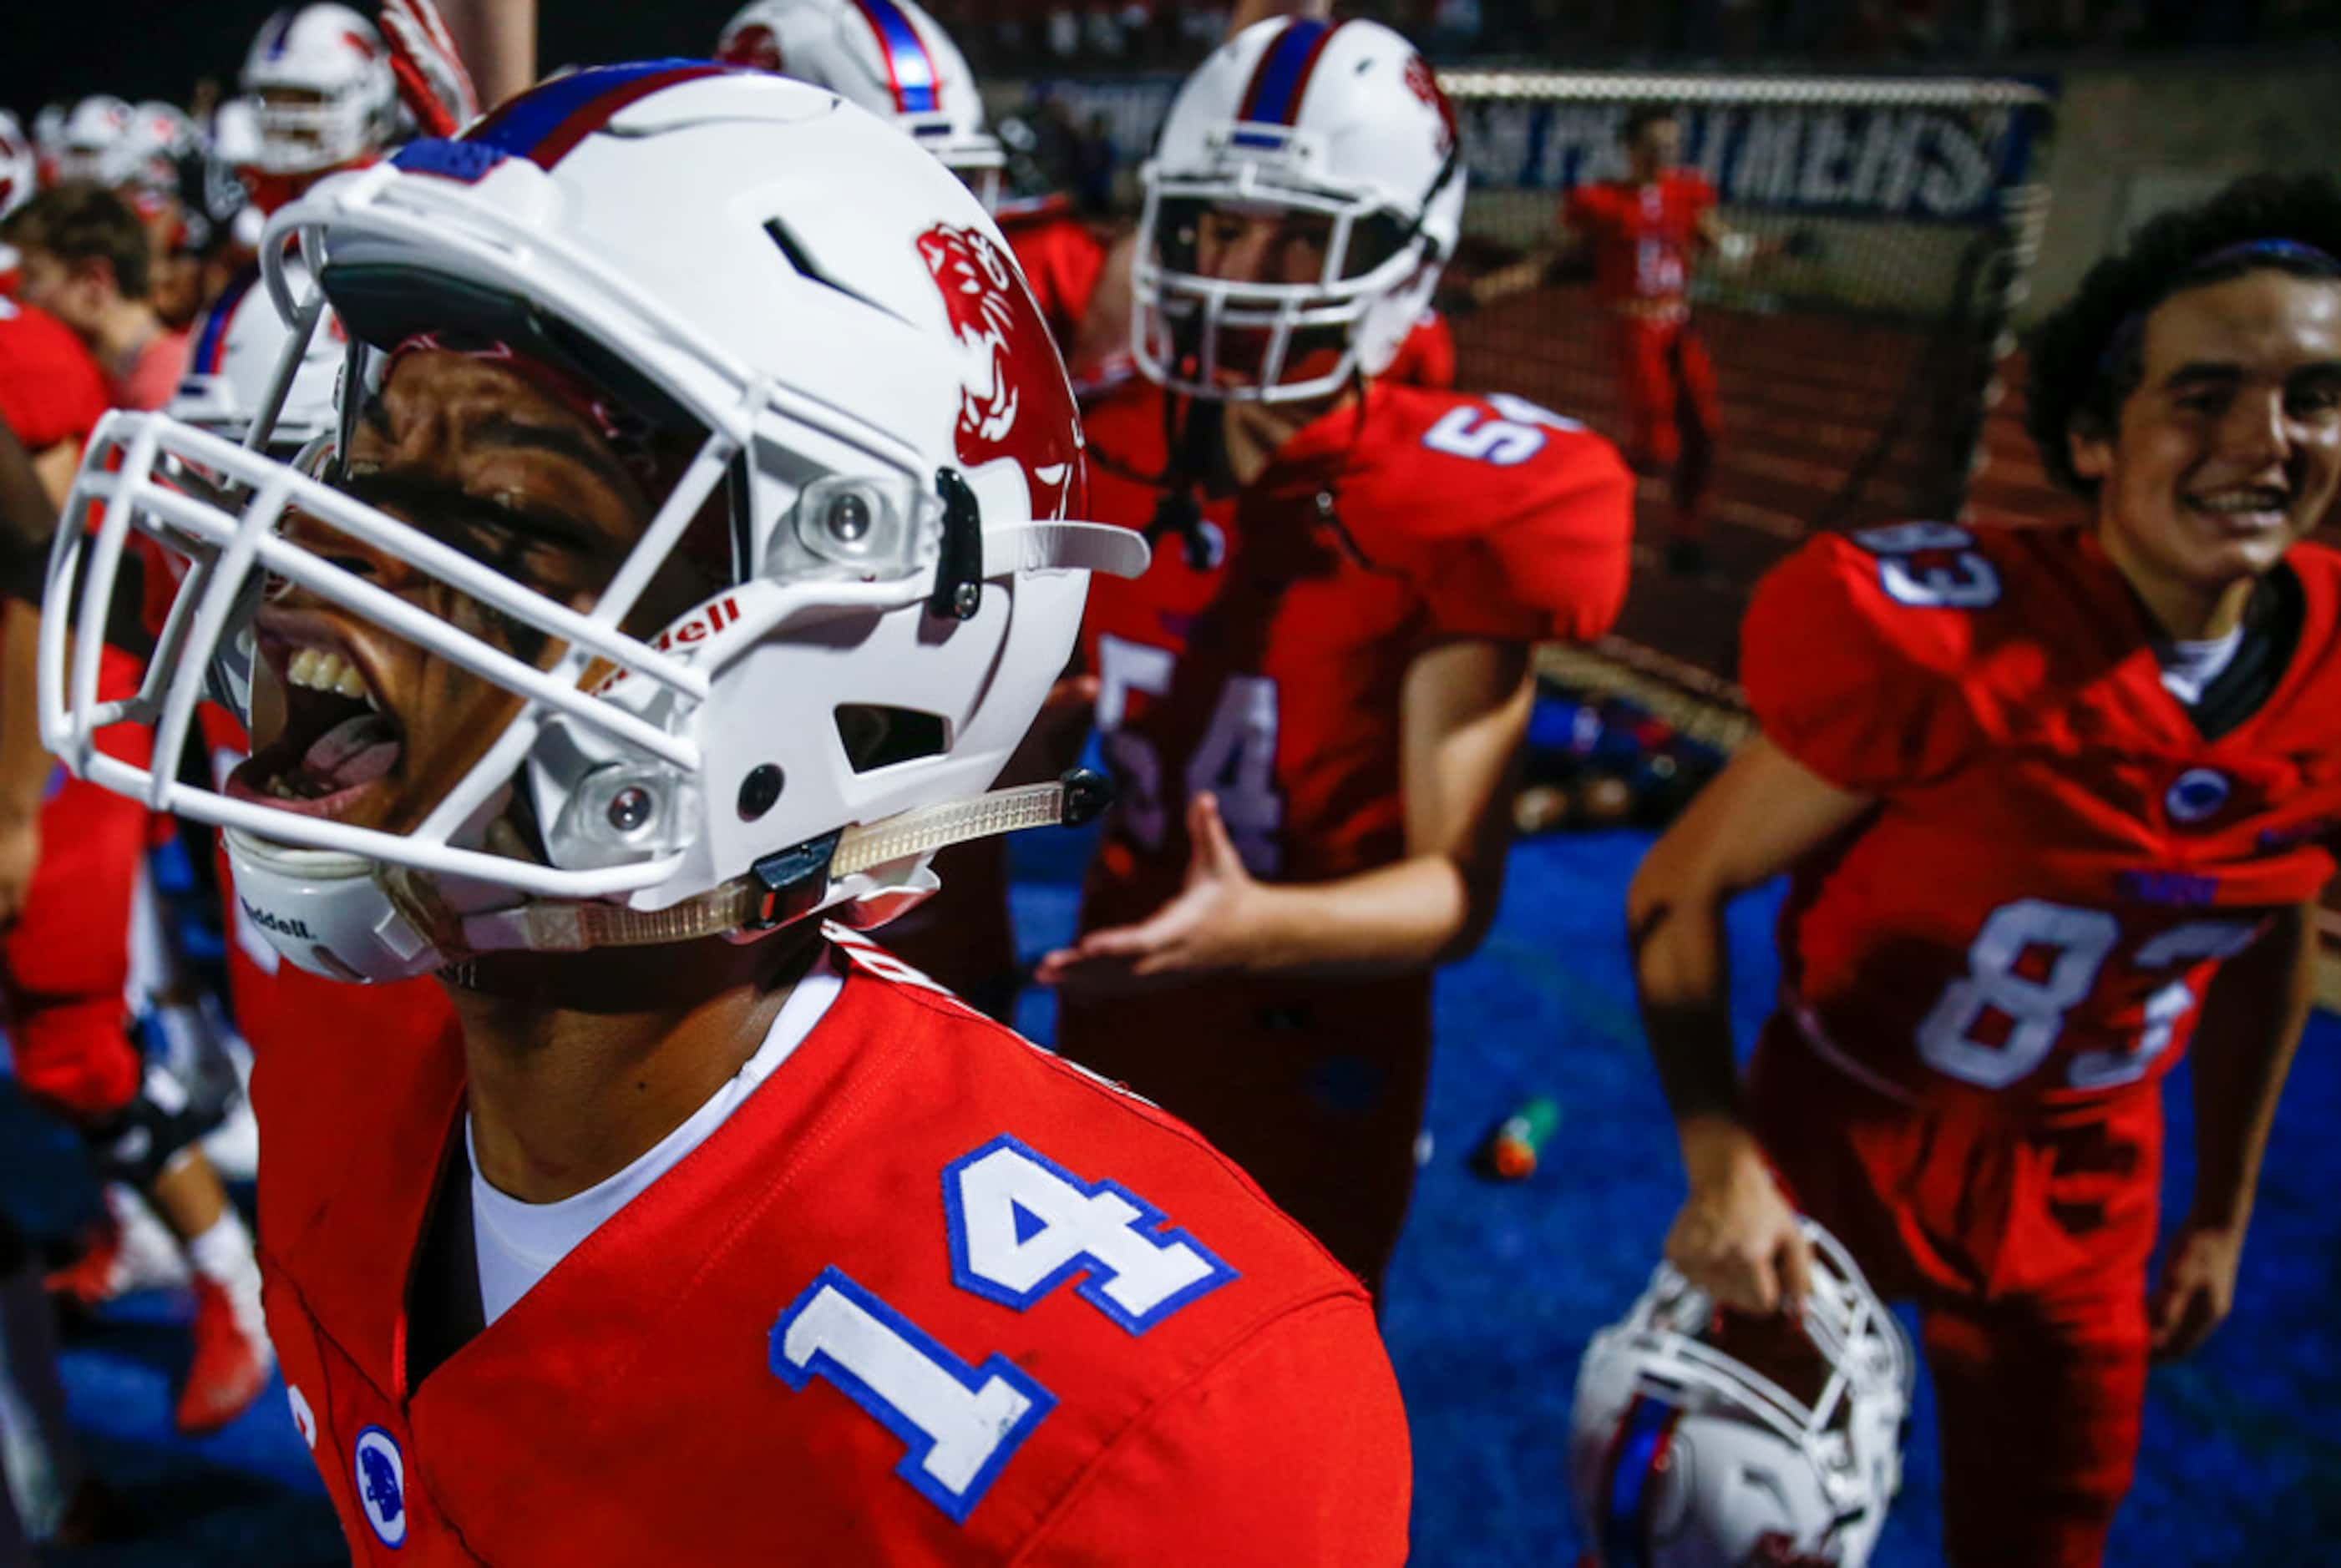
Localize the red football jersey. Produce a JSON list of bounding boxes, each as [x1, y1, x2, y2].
[[251, 930, 1411, 1565], [0, 296, 109, 452], [1564, 171, 1716, 306], [1746, 524, 2341, 1114], [1076, 377, 1634, 923], [1382, 309, 1457, 390], [998, 198, 1111, 358]]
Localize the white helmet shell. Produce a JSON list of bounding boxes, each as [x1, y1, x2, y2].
[[170, 260, 342, 451], [241, 3, 398, 175], [1132, 18, 1465, 403], [49, 96, 142, 188], [43, 65, 1139, 984], [1569, 1222, 1912, 1568], [717, 0, 1004, 207], [0, 111, 33, 222]]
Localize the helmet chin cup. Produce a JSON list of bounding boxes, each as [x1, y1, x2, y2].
[[223, 832, 446, 983]]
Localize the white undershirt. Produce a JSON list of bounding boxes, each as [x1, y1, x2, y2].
[[2157, 624, 2247, 708], [468, 955, 845, 1327]]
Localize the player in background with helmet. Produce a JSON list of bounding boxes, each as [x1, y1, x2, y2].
[[1625, 174, 2341, 1567], [42, 65, 1410, 1560], [1032, 18, 1635, 1297], [236, 1, 479, 218], [1569, 1219, 1912, 1568], [0, 247, 273, 1434]]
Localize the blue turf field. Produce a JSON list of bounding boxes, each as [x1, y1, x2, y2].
[[9, 816, 2338, 1563]]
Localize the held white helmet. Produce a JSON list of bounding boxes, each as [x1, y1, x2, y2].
[[1132, 18, 1465, 403], [42, 63, 1142, 985], [241, 3, 398, 176], [1569, 1222, 1912, 1568], [716, 0, 1006, 209], [170, 261, 343, 452]]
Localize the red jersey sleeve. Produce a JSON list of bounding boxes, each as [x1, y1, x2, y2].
[[0, 301, 109, 452], [1415, 430, 1636, 644], [1676, 169, 1719, 220], [1385, 310, 1457, 389], [1006, 215, 1110, 351], [1742, 532, 1979, 792], [1024, 1294, 1411, 1565]]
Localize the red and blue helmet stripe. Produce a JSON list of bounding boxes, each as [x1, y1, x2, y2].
[[459, 59, 736, 170], [1599, 1393, 1682, 1568], [1235, 18, 1343, 131], [847, 0, 943, 115]]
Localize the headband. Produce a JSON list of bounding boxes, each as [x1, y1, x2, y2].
[[2095, 237, 2341, 381]]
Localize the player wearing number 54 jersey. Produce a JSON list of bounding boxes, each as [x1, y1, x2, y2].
[[1034, 18, 1634, 1297], [38, 68, 1408, 1562], [1625, 175, 2341, 1568]]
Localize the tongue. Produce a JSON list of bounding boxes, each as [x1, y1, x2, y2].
[[300, 713, 401, 790]]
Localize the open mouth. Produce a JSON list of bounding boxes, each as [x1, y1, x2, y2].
[[225, 632, 403, 821]]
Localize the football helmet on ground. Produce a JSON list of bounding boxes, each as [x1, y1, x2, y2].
[[43, 64, 1141, 985], [1569, 1221, 1912, 1568]]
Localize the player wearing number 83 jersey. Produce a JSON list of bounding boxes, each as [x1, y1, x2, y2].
[[1627, 177, 2341, 1568], [1744, 519, 2341, 1110]]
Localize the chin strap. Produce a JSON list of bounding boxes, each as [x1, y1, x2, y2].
[[441, 767, 1112, 958]]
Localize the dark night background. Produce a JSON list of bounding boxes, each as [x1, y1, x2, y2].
[[0, 4, 752, 121]]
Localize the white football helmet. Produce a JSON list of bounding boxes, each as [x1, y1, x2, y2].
[[0, 111, 34, 220], [48, 96, 138, 185], [0, 111, 32, 291], [170, 261, 342, 452], [1132, 18, 1465, 402], [42, 64, 1140, 986], [716, 0, 1006, 209], [32, 104, 68, 185], [1569, 1222, 1912, 1568], [241, 3, 398, 176]]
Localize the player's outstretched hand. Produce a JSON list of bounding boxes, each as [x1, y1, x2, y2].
[[1665, 1129, 1812, 1318], [381, 0, 480, 139], [1034, 792, 1262, 995], [2149, 1213, 2246, 1362]]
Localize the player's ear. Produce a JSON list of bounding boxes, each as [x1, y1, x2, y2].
[[2068, 417, 2115, 483], [69, 253, 118, 302]]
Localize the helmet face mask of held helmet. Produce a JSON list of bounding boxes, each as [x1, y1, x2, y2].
[[1568, 1220, 1913, 1568], [1132, 18, 1464, 405], [717, 0, 1006, 210], [40, 65, 1143, 987]]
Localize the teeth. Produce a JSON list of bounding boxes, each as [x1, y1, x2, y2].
[[286, 647, 374, 705]]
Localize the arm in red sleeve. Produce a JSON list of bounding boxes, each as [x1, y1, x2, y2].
[[1021, 1294, 1411, 1565]]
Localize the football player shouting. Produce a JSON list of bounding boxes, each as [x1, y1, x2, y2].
[[1034, 18, 1636, 1297], [41, 66, 1409, 1563], [1626, 174, 2341, 1567]]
